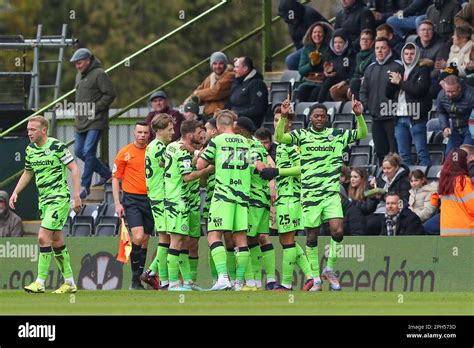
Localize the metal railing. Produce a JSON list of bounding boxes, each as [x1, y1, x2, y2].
[[0, 0, 229, 139]]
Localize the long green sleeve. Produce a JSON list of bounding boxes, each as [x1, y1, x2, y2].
[[275, 117, 292, 144], [279, 166, 301, 176], [355, 114, 368, 140]]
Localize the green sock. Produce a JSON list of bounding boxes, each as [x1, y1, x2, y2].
[[249, 244, 262, 282], [189, 257, 198, 282], [210, 243, 227, 276], [167, 249, 180, 283], [37, 246, 53, 281], [295, 243, 313, 278], [226, 248, 236, 281], [53, 245, 73, 279], [245, 256, 254, 281], [306, 244, 320, 278], [282, 244, 297, 286], [235, 248, 250, 282], [208, 248, 217, 281], [149, 250, 159, 274], [157, 244, 169, 282], [261, 243, 276, 282], [179, 250, 192, 283], [327, 237, 343, 269]]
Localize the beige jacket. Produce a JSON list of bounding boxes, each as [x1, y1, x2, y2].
[[408, 181, 438, 222], [190, 67, 234, 116]]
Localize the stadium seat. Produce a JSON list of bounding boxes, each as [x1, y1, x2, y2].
[[295, 102, 314, 120], [429, 151, 444, 165], [350, 145, 373, 164], [80, 203, 102, 220], [428, 143, 446, 153], [95, 223, 118, 236], [271, 90, 289, 111], [427, 165, 442, 181], [271, 81, 291, 93], [280, 70, 301, 83], [341, 101, 353, 113], [262, 121, 274, 134], [332, 121, 352, 131], [322, 101, 342, 113], [71, 216, 93, 237], [358, 133, 373, 146], [291, 121, 304, 130], [349, 153, 370, 166], [432, 131, 445, 144], [62, 216, 72, 236], [333, 113, 354, 124], [101, 203, 118, 218], [408, 165, 428, 174]]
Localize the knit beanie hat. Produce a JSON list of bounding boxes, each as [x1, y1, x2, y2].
[[210, 51, 228, 67]]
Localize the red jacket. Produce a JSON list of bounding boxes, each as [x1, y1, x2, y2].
[[145, 107, 184, 143]]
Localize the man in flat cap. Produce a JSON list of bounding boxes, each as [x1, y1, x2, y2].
[[145, 90, 184, 143], [70, 48, 116, 199]]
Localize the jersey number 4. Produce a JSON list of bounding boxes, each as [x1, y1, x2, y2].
[[221, 146, 249, 170]]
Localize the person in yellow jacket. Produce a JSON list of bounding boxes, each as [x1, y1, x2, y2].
[[434, 148, 474, 236]]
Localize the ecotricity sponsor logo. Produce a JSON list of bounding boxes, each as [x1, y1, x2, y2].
[[18, 322, 55, 342], [324, 243, 365, 262], [0, 242, 38, 262]]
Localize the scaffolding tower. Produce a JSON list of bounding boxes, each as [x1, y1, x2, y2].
[[0, 24, 77, 110]]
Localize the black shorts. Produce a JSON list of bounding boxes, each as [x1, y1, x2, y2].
[[123, 192, 154, 234]]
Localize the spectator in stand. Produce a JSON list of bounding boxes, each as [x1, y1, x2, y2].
[[408, 169, 438, 222], [145, 91, 184, 143], [426, 0, 461, 41], [0, 191, 24, 237], [386, 42, 432, 166], [277, 0, 328, 70], [438, 26, 474, 79], [227, 57, 268, 128], [376, 23, 405, 58], [381, 192, 425, 235], [454, 1, 474, 31], [368, 0, 405, 26], [70, 48, 116, 199], [182, 98, 207, 124], [360, 37, 403, 165], [406, 20, 450, 98], [367, 152, 411, 235], [255, 127, 277, 162], [348, 29, 375, 100], [436, 148, 474, 236], [460, 143, 474, 178], [340, 165, 351, 194], [386, 0, 432, 39], [297, 22, 333, 102], [334, 0, 376, 51], [186, 51, 234, 118], [319, 29, 356, 102], [343, 167, 380, 235], [437, 75, 474, 152]]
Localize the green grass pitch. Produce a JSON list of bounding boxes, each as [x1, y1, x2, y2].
[[0, 291, 472, 315]]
